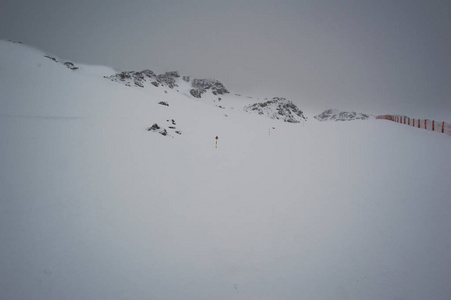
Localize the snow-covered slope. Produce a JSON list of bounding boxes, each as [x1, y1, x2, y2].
[[314, 108, 371, 121], [1, 40, 451, 299]]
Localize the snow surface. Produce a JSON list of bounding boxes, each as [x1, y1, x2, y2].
[[1, 40, 451, 299]]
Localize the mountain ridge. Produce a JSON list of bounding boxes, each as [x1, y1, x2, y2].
[[1, 40, 373, 124]]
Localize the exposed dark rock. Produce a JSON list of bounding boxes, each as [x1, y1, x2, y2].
[[314, 109, 370, 121], [147, 123, 160, 131], [64, 62, 79, 70], [44, 55, 57, 62], [244, 97, 307, 123], [158, 101, 169, 106], [105, 68, 229, 100], [44, 55, 79, 70], [105, 70, 179, 89], [190, 89, 203, 98], [190, 78, 229, 98], [142, 69, 156, 77], [157, 71, 179, 89]]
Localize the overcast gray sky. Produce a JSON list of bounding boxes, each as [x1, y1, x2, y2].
[[1, 0, 450, 117]]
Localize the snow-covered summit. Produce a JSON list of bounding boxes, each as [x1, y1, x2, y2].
[[244, 97, 307, 123], [314, 109, 370, 121]]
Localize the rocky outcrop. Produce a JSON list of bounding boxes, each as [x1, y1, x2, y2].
[[147, 120, 181, 137], [105, 70, 180, 89], [44, 55, 79, 70], [190, 78, 229, 98], [244, 97, 306, 123], [105, 70, 229, 99], [314, 109, 370, 121]]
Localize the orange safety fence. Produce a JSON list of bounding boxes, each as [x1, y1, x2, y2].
[[376, 115, 451, 137]]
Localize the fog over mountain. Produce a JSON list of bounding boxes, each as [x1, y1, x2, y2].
[[1, 0, 450, 119]]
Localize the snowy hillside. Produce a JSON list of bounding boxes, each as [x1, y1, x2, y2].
[[1, 40, 451, 299], [314, 108, 371, 121]]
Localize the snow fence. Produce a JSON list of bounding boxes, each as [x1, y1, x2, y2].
[[376, 115, 451, 137]]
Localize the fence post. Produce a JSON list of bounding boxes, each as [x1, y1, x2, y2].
[[432, 120, 435, 131], [424, 120, 427, 129], [418, 119, 420, 128], [442, 122, 445, 133]]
